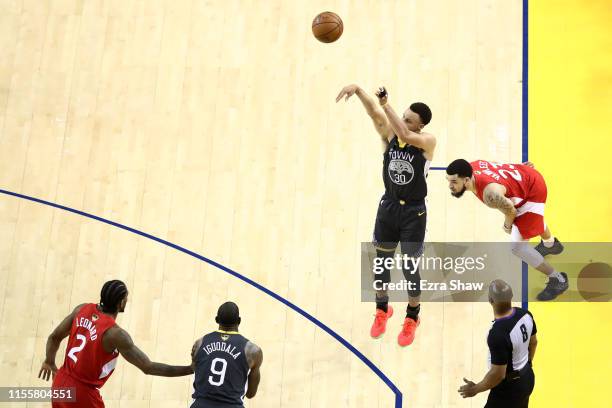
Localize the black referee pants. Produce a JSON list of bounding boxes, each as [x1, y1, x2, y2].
[[485, 366, 535, 408]]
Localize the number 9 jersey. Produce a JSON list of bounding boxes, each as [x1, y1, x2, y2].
[[192, 331, 249, 408], [471, 160, 548, 239], [61, 303, 119, 387]]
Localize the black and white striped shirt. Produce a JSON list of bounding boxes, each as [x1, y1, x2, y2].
[[487, 307, 537, 373]]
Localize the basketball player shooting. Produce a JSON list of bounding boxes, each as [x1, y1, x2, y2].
[[445, 159, 568, 301], [336, 84, 436, 346], [38, 280, 193, 407]]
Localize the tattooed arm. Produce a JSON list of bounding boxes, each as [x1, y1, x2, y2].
[[482, 183, 517, 233]]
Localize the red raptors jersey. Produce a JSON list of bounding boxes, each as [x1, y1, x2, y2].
[[61, 303, 119, 388], [470, 160, 545, 207]]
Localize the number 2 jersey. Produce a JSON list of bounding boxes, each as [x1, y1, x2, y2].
[[61, 303, 120, 387], [192, 331, 250, 407]]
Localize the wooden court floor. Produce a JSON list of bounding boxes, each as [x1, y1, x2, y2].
[[0, 1, 524, 407]]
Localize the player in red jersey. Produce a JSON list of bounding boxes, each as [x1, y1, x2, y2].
[[38, 280, 193, 407], [445, 159, 568, 301]]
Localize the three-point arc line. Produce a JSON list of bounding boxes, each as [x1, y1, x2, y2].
[[0, 188, 404, 407], [1, 0, 530, 394], [1, 163, 529, 406]]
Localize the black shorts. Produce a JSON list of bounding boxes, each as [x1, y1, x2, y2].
[[190, 399, 244, 408], [485, 367, 535, 408], [372, 195, 427, 255]]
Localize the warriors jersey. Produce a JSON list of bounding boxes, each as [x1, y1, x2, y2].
[[192, 331, 250, 406], [383, 136, 430, 202]]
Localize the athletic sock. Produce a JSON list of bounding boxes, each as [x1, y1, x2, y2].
[[549, 271, 565, 283], [543, 236, 555, 248], [376, 295, 389, 313], [406, 304, 420, 321]]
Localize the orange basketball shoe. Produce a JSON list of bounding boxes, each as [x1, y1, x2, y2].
[[398, 317, 420, 347], [370, 305, 393, 338]]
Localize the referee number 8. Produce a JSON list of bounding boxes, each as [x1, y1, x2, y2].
[[520, 324, 528, 342]]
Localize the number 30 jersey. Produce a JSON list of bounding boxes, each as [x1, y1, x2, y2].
[[470, 160, 546, 208], [62, 303, 119, 387], [382, 136, 430, 202], [192, 331, 250, 406]]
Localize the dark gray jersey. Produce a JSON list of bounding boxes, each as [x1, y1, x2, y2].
[[383, 135, 430, 201], [192, 331, 249, 407]]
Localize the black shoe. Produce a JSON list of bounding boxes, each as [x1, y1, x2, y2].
[[534, 238, 564, 257], [536, 272, 569, 301]]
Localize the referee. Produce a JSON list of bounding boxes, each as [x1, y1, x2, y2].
[[459, 279, 537, 407]]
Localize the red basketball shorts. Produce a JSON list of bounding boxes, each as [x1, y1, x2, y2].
[[52, 369, 104, 408], [514, 172, 548, 239]]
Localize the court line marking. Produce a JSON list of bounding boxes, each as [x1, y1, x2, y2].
[[1, 8, 528, 393], [0, 188, 403, 407], [522, 0, 529, 310]]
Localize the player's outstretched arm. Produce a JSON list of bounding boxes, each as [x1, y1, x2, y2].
[[375, 87, 436, 156], [108, 327, 193, 377], [482, 183, 517, 232], [336, 84, 393, 142], [39, 303, 85, 381], [245, 341, 263, 399]]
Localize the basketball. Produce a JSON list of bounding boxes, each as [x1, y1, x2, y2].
[[2, 1, 608, 407], [312, 11, 343, 43], [578, 262, 612, 301]]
